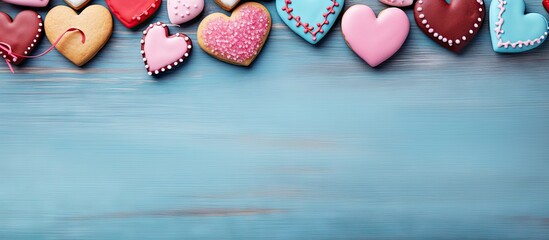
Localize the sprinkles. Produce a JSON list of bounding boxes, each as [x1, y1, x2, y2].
[[199, 3, 271, 65]]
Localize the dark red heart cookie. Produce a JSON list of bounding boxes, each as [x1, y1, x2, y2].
[[0, 10, 43, 65], [106, 0, 161, 28], [414, 0, 485, 53], [544, 0, 549, 13]]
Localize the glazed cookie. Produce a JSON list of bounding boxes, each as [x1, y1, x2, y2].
[[64, 0, 91, 10], [106, 0, 160, 28], [1, 0, 48, 7], [141, 22, 193, 75], [0, 10, 43, 65], [276, 0, 344, 44], [490, 0, 548, 53], [544, 0, 549, 13], [45, 5, 113, 66], [379, 0, 414, 7], [342, 5, 409, 67], [167, 0, 204, 25], [197, 2, 271, 66], [215, 0, 240, 11], [414, 0, 485, 53]]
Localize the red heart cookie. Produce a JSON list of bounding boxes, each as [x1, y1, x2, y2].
[[414, 0, 485, 53], [0, 10, 43, 65], [544, 0, 549, 13], [106, 0, 161, 28]]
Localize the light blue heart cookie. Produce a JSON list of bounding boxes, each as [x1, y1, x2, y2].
[[276, 0, 344, 44], [489, 0, 549, 53]]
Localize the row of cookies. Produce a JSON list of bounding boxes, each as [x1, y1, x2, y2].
[[1, 0, 549, 74]]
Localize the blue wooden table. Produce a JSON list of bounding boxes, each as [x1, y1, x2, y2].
[[2, 0, 549, 239]]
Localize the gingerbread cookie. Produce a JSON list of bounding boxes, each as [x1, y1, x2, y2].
[[1, 0, 48, 7], [45, 5, 112, 66], [342, 5, 409, 67], [276, 0, 344, 44], [490, 0, 548, 53], [0, 10, 43, 65], [215, 0, 240, 11], [141, 22, 192, 75], [64, 0, 91, 10], [414, 0, 485, 53], [167, 0, 204, 25], [106, 0, 160, 28], [197, 2, 271, 66]]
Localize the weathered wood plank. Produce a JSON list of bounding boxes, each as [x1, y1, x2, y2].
[[1, 0, 549, 239]]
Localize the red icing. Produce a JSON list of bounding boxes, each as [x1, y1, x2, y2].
[[413, 0, 485, 53], [544, 0, 549, 14], [0, 10, 43, 65], [281, 0, 339, 42], [106, 0, 161, 28]]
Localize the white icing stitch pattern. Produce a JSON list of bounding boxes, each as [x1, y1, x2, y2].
[[493, 0, 549, 48]]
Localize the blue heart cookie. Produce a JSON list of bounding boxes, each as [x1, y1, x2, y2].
[[276, 0, 344, 44], [489, 0, 549, 53]]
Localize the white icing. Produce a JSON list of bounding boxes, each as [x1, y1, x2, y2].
[[65, 0, 88, 8], [219, 0, 238, 7]]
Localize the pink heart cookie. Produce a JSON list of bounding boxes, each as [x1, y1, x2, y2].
[[141, 22, 193, 75], [379, 0, 414, 7], [2, 0, 49, 7], [341, 5, 409, 67], [167, 0, 204, 25], [197, 2, 271, 66]]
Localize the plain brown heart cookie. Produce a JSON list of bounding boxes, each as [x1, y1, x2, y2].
[[44, 5, 113, 66]]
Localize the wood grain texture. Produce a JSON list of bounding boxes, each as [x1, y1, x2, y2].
[[1, 0, 549, 239]]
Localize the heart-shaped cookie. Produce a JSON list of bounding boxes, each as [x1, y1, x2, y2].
[[141, 22, 192, 75], [276, 0, 344, 44], [379, 0, 414, 7], [544, 0, 549, 13], [167, 0, 204, 25], [64, 0, 91, 10], [106, 0, 160, 28], [215, 0, 240, 11], [414, 0, 485, 53], [490, 0, 548, 53], [1, 0, 48, 7], [342, 5, 409, 67], [44, 5, 112, 66], [0, 10, 43, 65], [198, 2, 271, 66]]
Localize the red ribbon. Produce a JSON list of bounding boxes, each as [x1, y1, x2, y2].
[[0, 28, 86, 74]]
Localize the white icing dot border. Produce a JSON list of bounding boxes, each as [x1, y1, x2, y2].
[[141, 22, 193, 76], [415, 0, 484, 48], [1, 14, 42, 63], [493, 0, 549, 49]]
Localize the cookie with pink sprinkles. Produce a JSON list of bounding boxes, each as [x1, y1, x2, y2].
[[197, 2, 271, 66]]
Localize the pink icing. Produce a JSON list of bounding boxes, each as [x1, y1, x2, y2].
[[167, 0, 204, 25], [201, 4, 270, 63], [379, 0, 413, 7], [2, 0, 49, 7], [341, 5, 409, 67], [142, 22, 192, 75], [494, 0, 546, 48], [281, 0, 339, 42]]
